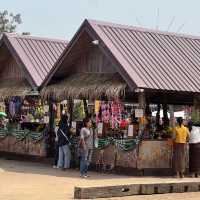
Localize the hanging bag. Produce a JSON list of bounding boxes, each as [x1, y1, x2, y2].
[[59, 128, 72, 146]]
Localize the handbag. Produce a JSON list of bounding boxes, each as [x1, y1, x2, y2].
[[59, 129, 72, 146]]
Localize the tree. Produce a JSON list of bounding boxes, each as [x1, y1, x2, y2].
[[0, 10, 22, 35]]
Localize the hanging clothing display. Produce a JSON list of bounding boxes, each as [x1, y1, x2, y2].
[[111, 100, 123, 129], [95, 100, 101, 113], [0, 102, 5, 112], [101, 102, 110, 123], [56, 103, 61, 119], [95, 100, 123, 129], [9, 100, 16, 117]]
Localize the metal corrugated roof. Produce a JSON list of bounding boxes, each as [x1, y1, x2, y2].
[[86, 19, 200, 93], [3, 33, 67, 87]]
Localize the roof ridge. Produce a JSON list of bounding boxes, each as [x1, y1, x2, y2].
[[87, 19, 200, 41], [4, 33, 67, 44]]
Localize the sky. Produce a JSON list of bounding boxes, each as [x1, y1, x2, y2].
[[1, 0, 200, 40]]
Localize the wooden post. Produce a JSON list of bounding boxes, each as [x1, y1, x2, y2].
[[49, 97, 55, 132], [163, 102, 169, 128], [83, 98, 89, 118], [138, 91, 146, 110], [169, 105, 175, 128], [156, 103, 161, 129], [47, 97, 55, 157], [68, 98, 74, 127], [138, 90, 146, 133]]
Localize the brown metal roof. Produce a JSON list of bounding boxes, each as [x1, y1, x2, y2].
[[44, 19, 200, 93], [2, 33, 67, 87], [88, 19, 200, 93]]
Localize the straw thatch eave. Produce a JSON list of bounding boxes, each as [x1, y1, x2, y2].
[[0, 79, 32, 99], [41, 73, 127, 101]]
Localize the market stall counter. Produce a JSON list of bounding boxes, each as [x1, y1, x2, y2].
[[63, 99, 176, 175], [0, 96, 49, 157], [137, 139, 173, 169], [91, 138, 173, 175]]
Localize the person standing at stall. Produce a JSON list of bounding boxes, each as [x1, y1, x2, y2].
[[79, 118, 94, 178], [173, 117, 189, 178], [188, 121, 200, 177], [53, 123, 59, 169], [57, 114, 71, 170]]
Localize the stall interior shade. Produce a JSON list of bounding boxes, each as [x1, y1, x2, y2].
[[0, 79, 31, 99], [41, 73, 127, 100]]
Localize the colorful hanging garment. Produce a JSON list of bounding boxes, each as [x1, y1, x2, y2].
[[9, 100, 16, 117], [95, 100, 101, 113], [96, 102, 102, 124], [101, 101, 110, 123], [111, 100, 123, 129], [56, 103, 61, 119]]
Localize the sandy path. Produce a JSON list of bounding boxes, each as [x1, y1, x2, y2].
[[0, 158, 200, 200]]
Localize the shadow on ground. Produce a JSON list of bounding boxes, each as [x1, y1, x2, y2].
[[0, 157, 138, 181]]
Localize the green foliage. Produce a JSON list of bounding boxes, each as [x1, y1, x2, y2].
[[191, 110, 200, 124], [73, 102, 85, 120], [0, 10, 22, 34]]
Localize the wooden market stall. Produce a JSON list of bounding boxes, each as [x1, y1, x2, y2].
[[0, 33, 67, 157], [41, 19, 200, 174]]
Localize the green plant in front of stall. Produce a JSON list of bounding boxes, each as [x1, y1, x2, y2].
[[73, 102, 85, 120], [160, 126, 173, 139], [191, 110, 200, 124], [166, 127, 173, 137]]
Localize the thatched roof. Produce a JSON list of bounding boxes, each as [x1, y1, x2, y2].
[[41, 73, 127, 100], [0, 79, 31, 99]]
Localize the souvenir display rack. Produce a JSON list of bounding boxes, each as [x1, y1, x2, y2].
[[0, 96, 49, 156]]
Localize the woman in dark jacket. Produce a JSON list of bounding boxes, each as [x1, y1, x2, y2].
[[57, 114, 71, 170]]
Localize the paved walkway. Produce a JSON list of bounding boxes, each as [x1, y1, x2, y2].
[[0, 158, 200, 200]]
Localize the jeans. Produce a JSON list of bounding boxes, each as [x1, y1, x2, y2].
[[58, 144, 71, 169], [80, 149, 93, 175]]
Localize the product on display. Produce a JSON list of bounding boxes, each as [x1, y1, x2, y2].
[[97, 122, 103, 135], [128, 125, 134, 137], [0, 102, 5, 112]]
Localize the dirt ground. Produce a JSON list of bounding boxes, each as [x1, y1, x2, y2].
[[0, 158, 200, 200]]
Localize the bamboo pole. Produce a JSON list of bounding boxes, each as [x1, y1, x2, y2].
[[138, 90, 146, 134], [68, 98, 74, 127], [156, 103, 161, 129], [169, 105, 175, 128], [83, 98, 89, 118]]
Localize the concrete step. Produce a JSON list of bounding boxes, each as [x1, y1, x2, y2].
[[74, 181, 200, 199]]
